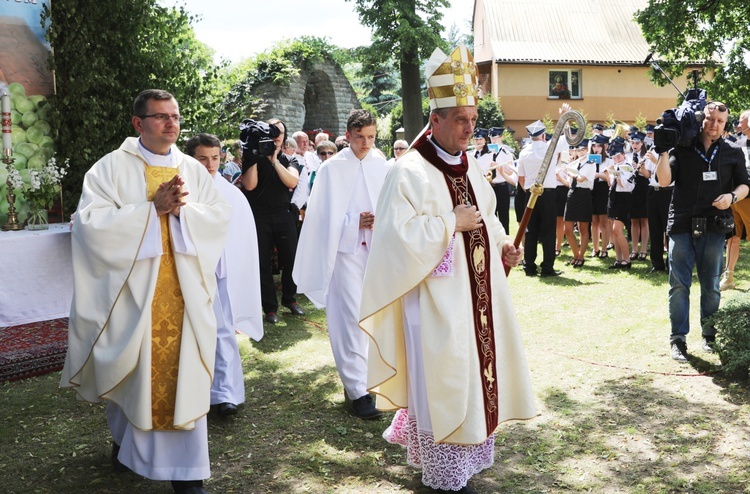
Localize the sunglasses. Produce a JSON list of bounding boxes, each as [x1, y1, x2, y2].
[[393, 147, 407, 151], [706, 102, 728, 113], [319, 151, 335, 156]]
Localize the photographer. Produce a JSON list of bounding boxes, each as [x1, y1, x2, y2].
[[240, 118, 304, 324], [656, 101, 749, 361]]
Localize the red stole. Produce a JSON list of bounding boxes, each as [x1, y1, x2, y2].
[[413, 131, 499, 437]]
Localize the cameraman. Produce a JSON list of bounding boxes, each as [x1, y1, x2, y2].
[[241, 118, 305, 324], [656, 101, 749, 361]]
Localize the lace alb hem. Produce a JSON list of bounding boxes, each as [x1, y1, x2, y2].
[[383, 408, 494, 490]]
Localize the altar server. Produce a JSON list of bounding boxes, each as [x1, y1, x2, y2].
[[186, 133, 263, 418], [293, 109, 390, 420], [61, 90, 230, 494]]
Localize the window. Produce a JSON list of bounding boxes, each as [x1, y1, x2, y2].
[[548, 69, 581, 99]]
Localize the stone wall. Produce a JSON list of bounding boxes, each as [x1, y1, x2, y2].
[[253, 60, 360, 138]]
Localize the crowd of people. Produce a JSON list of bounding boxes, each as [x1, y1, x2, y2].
[[58, 42, 750, 494]]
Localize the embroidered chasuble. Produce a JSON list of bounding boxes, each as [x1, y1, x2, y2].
[[145, 165, 185, 431], [413, 133, 499, 436]]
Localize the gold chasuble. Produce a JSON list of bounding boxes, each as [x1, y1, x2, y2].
[[145, 165, 185, 431]]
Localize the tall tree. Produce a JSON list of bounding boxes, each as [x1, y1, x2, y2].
[[348, 0, 449, 141], [43, 0, 220, 211], [636, 0, 750, 112]]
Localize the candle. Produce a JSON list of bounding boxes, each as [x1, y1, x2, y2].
[[1, 92, 12, 154]]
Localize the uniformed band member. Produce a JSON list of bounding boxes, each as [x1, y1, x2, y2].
[[563, 139, 595, 267], [590, 134, 612, 258], [488, 126, 517, 233], [517, 119, 567, 276], [607, 141, 635, 269], [628, 132, 651, 261]]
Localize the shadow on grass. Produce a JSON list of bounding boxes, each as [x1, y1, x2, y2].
[[482, 375, 750, 493], [6, 314, 750, 493]]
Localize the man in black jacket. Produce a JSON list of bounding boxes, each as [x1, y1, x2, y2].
[[656, 101, 750, 361]]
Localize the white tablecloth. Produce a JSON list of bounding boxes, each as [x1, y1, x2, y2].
[[0, 223, 73, 327]]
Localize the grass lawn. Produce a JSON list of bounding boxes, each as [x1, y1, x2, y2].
[[3, 233, 750, 493]]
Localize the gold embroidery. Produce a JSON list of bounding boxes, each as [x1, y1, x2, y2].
[[145, 165, 184, 431]]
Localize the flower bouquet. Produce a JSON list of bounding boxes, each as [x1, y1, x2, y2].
[[7, 157, 68, 230]]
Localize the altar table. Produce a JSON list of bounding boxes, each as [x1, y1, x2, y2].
[[0, 224, 73, 327]]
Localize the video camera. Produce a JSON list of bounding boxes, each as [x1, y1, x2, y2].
[[653, 88, 707, 150], [239, 118, 280, 171]]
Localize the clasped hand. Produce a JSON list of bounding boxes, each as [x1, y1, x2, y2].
[[153, 175, 188, 216], [454, 204, 482, 231], [359, 212, 375, 230]]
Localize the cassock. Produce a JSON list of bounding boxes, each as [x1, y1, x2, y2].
[[61, 137, 230, 480], [211, 174, 263, 407], [359, 132, 536, 490], [293, 146, 390, 400]]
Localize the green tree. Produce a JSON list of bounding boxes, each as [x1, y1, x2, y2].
[[636, 0, 750, 113], [476, 96, 505, 131], [354, 57, 401, 116], [43, 0, 221, 212], [347, 0, 449, 142]]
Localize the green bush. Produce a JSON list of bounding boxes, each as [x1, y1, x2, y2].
[[710, 294, 750, 380]]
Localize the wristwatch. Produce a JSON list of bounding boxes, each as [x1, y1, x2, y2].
[[730, 192, 738, 204]]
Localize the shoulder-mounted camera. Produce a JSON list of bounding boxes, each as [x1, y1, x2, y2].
[[654, 88, 707, 149], [239, 119, 280, 170]]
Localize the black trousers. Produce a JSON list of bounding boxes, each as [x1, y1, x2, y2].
[[647, 187, 672, 270], [514, 183, 527, 223], [493, 182, 511, 234], [523, 188, 557, 272], [254, 209, 298, 313]]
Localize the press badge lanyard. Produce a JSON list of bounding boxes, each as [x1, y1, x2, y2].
[[695, 145, 718, 181]]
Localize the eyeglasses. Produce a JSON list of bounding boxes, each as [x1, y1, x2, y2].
[[706, 102, 728, 113], [394, 147, 407, 151], [319, 151, 335, 156], [138, 113, 184, 124]]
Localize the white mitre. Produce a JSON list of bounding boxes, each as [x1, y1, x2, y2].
[[425, 44, 481, 110]]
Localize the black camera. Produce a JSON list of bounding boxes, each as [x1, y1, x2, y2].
[[239, 119, 281, 171], [258, 138, 275, 156], [713, 214, 735, 235], [653, 88, 707, 150]]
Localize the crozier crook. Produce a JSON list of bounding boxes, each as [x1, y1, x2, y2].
[[505, 109, 586, 275]]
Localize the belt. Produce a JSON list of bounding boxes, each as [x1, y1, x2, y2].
[[651, 186, 674, 191]]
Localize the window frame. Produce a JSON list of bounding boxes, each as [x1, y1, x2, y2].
[[548, 69, 582, 100]]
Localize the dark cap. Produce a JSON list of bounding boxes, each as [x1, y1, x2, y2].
[[591, 134, 610, 145], [644, 124, 656, 132], [630, 131, 646, 142], [473, 128, 489, 139], [592, 123, 604, 131], [609, 142, 625, 156], [489, 127, 504, 137]]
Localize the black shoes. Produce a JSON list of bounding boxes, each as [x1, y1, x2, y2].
[[351, 394, 383, 420], [264, 312, 278, 324], [524, 269, 537, 277], [217, 402, 238, 417], [539, 269, 562, 277], [670, 339, 688, 362], [702, 335, 716, 353], [650, 267, 667, 274], [111, 443, 131, 473], [284, 302, 305, 316], [609, 260, 632, 270], [172, 480, 208, 494]]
